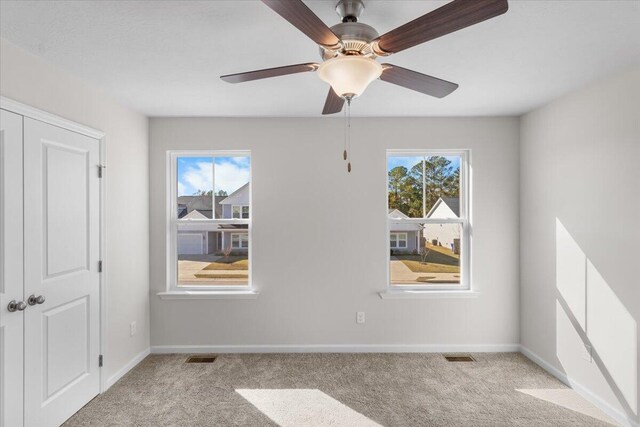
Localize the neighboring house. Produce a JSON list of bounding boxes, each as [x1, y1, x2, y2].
[[388, 209, 422, 253], [177, 184, 250, 255], [424, 197, 460, 253]]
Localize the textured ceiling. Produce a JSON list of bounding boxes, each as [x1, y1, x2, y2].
[[1, 0, 639, 117]]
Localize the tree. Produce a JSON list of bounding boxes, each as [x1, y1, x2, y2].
[[388, 156, 460, 218], [216, 190, 228, 196], [388, 166, 409, 214]]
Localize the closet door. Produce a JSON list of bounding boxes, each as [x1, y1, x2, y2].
[[23, 118, 101, 427], [0, 109, 25, 427]]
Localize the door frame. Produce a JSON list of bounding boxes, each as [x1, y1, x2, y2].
[[0, 96, 109, 393]]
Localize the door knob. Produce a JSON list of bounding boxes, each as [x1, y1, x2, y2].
[[7, 300, 27, 312], [27, 294, 45, 305]]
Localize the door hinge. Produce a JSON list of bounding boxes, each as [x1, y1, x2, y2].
[[99, 355, 103, 367], [98, 164, 105, 178], [98, 260, 103, 272]]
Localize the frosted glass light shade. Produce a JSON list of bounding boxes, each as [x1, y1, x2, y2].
[[317, 56, 382, 98]]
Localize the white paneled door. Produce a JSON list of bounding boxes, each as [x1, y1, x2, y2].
[[23, 118, 101, 427], [0, 109, 25, 427]]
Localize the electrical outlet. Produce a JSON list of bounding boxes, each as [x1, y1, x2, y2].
[[130, 321, 137, 337], [356, 312, 365, 324]]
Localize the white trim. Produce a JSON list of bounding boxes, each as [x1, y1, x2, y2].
[[167, 150, 252, 292], [1, 97, 108, 394], [104, 348, 150, 391], [150, 343, 520, 354], [379, 290, 480, 299], [385, 149, 470, 292], [520, 345, 638, 427], [98, 135, 108, 393], [0, 96, 105, 139], [157, 290, 259, 300]]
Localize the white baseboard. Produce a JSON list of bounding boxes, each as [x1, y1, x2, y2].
[[520, 345, 638, 427], [105, 347, 151, 390], [150, 343, 520, 354]]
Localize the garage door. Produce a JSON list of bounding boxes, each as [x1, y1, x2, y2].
[[177, 233, 203, 255]]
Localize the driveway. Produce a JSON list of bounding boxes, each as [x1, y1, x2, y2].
[[389, 257, 459, 285], [178, 260, 247, 285]]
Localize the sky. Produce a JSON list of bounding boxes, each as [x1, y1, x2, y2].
[[387, 155, 460, 173], [177, 156, 250, 196]]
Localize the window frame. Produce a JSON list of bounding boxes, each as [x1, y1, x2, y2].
[[166, 150, 252, 291], [230, 233, 249, 249], [386, 149, 471, 291], [232, 204, 250, 219], [390, 232, 408, 249]]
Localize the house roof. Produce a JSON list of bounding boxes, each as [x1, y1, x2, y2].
[[219, 183, 249, 205], [181, 209, 208, 220], [177, 195, 226, 219], [426, 197, 460, 218], [388, 208, 421, 231], [388, 208, 409, 219]]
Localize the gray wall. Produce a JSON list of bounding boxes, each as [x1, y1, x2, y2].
[[0, 38, 150, 385], [520, 65, 639, 424], [149, 116, 520, 349]]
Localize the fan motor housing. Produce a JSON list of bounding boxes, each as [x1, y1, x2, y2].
[[320, 22, 380, 60]]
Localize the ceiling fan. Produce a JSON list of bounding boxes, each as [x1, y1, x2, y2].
[[221, 0, 508, 115]]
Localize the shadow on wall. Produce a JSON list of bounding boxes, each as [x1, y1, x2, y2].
[[555, 218, 637, 421]]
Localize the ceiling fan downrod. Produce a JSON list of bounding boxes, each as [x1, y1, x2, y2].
[[336, 0, 365, 23]]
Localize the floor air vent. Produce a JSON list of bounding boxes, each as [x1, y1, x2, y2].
[[444, 354, 475, 362], [185, 355, 217, 364]]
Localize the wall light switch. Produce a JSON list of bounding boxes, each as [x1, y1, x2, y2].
[[356, 312, 365, 324], [130, 321, 137, 337]]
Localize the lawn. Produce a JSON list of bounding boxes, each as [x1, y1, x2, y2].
[[395, 244, 460, 273], [202, 256, 248, 271]]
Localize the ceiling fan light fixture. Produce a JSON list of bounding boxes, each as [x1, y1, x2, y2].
[[317, 56, 382, 98]]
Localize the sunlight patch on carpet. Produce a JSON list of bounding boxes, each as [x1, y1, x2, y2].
[[236, 389, 381, 427], [516, 388, 616, 425]]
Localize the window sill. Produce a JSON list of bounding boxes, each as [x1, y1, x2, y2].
[[157, 290, 259, 300], [378, 290, 479, 299]]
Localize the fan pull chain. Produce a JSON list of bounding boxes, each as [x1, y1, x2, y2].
[[346, 97, 352, 173], [343, 103, 348, 161]]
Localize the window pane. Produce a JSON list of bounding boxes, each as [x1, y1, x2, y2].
[[177, 157, 213, 219], [389, 223, 461, 286], [177, 228, 249, 287], [424, 155, 461, 218], [232, 206, 241, 219], [388, 156, 423, 218], [215, 156, 251, 219]]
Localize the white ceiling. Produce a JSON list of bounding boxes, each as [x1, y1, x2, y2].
[[1, 1, 639, 117]]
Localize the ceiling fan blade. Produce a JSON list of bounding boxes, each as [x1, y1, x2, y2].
[[322, 87, 345, 115], [221, 63, 319, 83], [380, 64, 458, 98], [374, 0, 508, 55], [261, 0, 342, 49]]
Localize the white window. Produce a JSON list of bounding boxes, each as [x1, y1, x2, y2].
[[390, 232, 408, 249], [231, 233, 249, 249], [232, 205, 250, 219], [168, 151, 251, 290], [387, 150, 470, 290]]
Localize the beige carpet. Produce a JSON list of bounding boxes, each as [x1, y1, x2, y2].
[[64, 353, 614, 426]]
